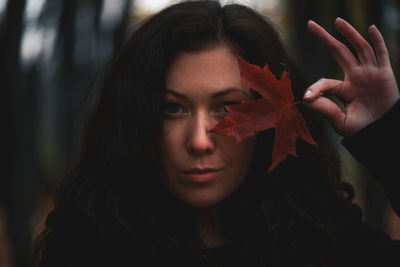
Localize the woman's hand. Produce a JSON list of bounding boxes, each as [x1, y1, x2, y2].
[[303, 18, 399, 137]]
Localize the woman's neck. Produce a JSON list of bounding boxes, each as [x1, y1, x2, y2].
[[193, 205, 226, 249]]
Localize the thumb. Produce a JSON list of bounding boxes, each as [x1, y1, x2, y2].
[[303, 79, 346, 134]]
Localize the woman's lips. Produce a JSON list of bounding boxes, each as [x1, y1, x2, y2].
[[181, 169, 221, 183]]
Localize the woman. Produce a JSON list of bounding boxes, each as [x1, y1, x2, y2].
[[33, 1, 400, 267]]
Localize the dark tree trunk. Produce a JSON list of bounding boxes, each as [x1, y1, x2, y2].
[[0, 1, 32, 267]]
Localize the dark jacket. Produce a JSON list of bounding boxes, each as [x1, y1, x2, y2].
[[339, 100, 400, 266]]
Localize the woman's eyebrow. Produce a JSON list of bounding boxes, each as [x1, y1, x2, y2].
[[165, 88, 252, 99], [165, 89, 188, 99], [211, 88, 252, 98]]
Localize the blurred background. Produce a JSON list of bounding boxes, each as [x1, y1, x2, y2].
[[0, 0, 399, 266]]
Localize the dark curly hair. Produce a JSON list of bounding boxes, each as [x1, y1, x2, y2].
[[33, 1, 359, 266]]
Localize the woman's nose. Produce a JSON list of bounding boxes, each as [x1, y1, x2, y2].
[[185, 115, 216, 155]]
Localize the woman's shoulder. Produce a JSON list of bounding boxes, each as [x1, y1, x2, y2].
[[338, 204, 400, 267]]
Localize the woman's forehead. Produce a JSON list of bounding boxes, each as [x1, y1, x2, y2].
[[165, 43, 249, 97]]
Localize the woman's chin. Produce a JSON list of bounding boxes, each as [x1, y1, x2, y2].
[[178, 192, 226, 208]]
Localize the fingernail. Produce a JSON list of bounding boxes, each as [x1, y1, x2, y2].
[[304, 90, 312, 99]]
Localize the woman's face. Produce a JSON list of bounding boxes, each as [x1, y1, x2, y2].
[[161, 43, 256, 208]]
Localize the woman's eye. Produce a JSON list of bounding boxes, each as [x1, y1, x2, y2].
[[165, 102, 185, 116], [217, 102, 239, 113]]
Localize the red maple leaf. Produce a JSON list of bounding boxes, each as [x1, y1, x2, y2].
[[210, 57, 317, 172]]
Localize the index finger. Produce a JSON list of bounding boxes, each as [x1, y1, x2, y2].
[[308, 20, 360, 72]]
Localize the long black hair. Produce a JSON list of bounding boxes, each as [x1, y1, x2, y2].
[[33, 1, 358, 266]]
